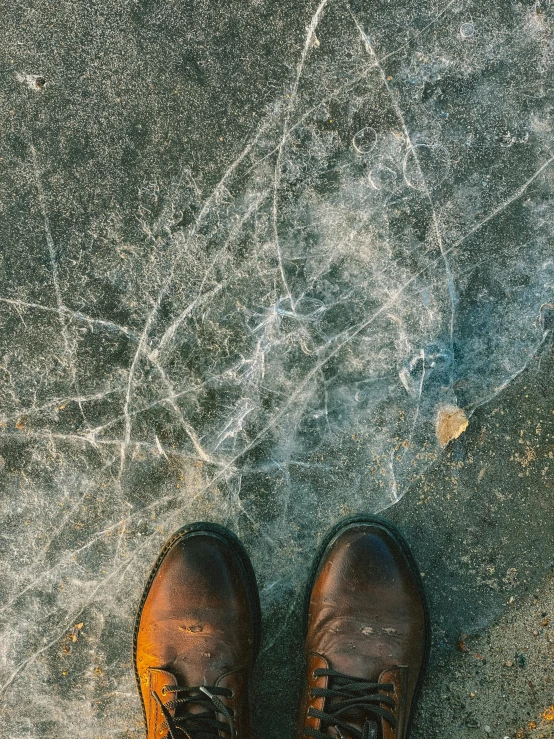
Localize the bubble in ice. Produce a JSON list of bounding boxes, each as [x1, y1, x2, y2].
[[352, 127, 377, 155], [460, 22, 474, 39]]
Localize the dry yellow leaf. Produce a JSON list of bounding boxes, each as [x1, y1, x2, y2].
[[436, 405, 469, 446]]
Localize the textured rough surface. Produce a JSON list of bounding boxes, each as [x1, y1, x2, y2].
[[0, 1, 553, 737]]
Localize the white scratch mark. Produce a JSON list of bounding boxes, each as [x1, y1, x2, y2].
[[154, 435, 168, 460], [452, 154, 554, 251], [0, 387, 122, 429], [0, 296, 138, 339], [177, 153, 554, 502], [388, 449, 399, 504], [0, 541, 148, 697], [30, 144, 93, 430], [348, 8, 458, 384], [150, 358, 222, 467], [119, 117, 272, 474], [272, 0, 330, 308], [30, 144, 72, 365], [157, 192, 267, 352]]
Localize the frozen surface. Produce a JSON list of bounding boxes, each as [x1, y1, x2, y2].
[[0, 0, 553, 737]]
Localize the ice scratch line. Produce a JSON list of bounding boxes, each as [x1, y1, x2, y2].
[[120, 120, 271, 473], [247, 0, 458, 177], [179, 154, 554, 500], [0, 296, 138, 339], [150, 358, 222, 467], [465, 332, 551, 415], [273, 0, 330, 308], [0, 543, 149, 697], [0, 387, 122, 427], [30, 144, 72, 364], [348, 8, 458, 374], [30, 144, 92, 430], [157, 192, 267, 351], [452, 154, 554, 251]]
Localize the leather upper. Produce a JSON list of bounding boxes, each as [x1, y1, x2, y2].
[[297, 521, 428, 739], [135, 531, 257, 739]]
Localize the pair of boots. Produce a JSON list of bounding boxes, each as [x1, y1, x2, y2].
[[134, 516, 430, 739]]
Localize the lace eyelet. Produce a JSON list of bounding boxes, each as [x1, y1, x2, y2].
[[228, 689, 235, 698], [161, 686, 168, 696], [312, 671, 317, 680]]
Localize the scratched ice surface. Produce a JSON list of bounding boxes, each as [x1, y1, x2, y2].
[[1, 1, 553, 736]]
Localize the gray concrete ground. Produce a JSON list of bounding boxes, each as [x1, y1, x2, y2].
[[1, 1, 553, 738]]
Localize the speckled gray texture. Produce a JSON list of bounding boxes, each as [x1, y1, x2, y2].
[[0, 1, 553, 737]]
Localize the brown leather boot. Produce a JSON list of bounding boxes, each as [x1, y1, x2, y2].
[[134, 522, 261, 739], [296, 516, 430, 739]]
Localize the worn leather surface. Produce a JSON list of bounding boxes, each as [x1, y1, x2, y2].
[[135, 531, 257, 739], [297, 522, 428, 739]]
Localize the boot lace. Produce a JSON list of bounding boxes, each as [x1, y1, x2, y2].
[[305, 668, 396, 739], [152, 683, 236, 739]]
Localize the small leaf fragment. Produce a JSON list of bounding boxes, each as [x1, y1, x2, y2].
[[436, 405, 469, 446]]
